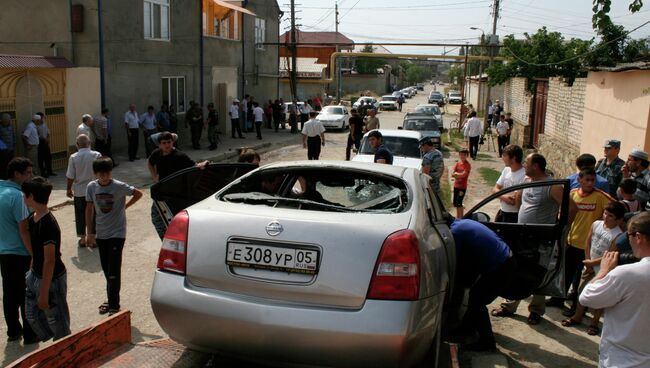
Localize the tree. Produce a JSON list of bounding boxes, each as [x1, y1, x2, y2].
[[405, 65, 428, 84], [354, 44, 386, 74], [448, 65, 464, 85], [485, 28, 591, 91], [592, 0, 643, 31]]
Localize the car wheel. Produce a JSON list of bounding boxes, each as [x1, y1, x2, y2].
[[341, 120, 346, 131]]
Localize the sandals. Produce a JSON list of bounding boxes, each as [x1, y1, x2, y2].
[[98, 302, 110, 315], [527, 312, 542, 325], [587, 325, 600, 335], [561, 318, 581, 327], [491, 307, 514, 318]]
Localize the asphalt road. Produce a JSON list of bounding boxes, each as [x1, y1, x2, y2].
[[0, 86, 458, 366]]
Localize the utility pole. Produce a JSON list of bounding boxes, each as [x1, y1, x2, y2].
[[289, 0, 298, 101], [485, 0, 499, 127], [460, 43, 469, 122], [335, 2, 341, 102]]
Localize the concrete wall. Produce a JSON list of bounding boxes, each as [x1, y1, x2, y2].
[[65, 67, 101, 150], [580, 69, 650, 159], [465, 80, 505, 113], [0, 0, 74, 61], [279, 81, 325, 102], [535, 77, 586, 178], [335, 74, 389, 96], [503, 77, 532, 148]]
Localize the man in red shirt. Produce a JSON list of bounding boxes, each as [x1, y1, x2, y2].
[[453, 148, 471, 218]]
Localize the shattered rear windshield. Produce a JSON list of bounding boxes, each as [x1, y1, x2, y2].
[[219, 168, 409, 213]]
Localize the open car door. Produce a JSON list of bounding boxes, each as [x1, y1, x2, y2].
[[150, 163, 257, 229], [464, 179, 570, 299]]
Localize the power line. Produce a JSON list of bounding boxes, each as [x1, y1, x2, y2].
[[503, 20, 650, 67], [339, 0, 361, 21]]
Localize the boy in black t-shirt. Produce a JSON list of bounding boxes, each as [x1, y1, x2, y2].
[[22, 177, 70, 341]]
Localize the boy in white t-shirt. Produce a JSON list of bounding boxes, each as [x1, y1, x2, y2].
[[562, 201, 626, 335], [493, 144, 526, 223]]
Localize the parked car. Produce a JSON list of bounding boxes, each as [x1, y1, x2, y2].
[[378, 95, 399, 111], [413, 104, 444, 124], [401, 113, 442, 150], [416, 83, 424, 91], [352, 129, 423, 169], [447, 91, 462, 104], [392, 91, 405, 99], [150, 161, 572, 367], [428, 91, 445, 106], [316, 105, 350, 131], [353, 96, 379, 110], [151, 160, 456, 367]]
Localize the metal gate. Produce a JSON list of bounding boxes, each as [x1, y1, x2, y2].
[[532, 79, 548, 147]]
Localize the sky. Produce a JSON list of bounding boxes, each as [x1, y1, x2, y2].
[[276, 0, 650, 55]]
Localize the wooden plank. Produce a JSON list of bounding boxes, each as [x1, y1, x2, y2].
[[7, 310, 132, 368]]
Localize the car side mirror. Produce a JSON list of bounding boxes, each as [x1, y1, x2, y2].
[[470, 212, 490, 222], [397, 126, 403, 130]]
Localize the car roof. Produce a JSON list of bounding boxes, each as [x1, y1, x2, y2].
[[381, 95, 396, 98], [260, 160, 409, 178], [414, 104, 440, 109], [362, 129, 422, 139]]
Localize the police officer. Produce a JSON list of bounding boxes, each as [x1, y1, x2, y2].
[[596, 139, 625, 198], [419, 137, 444, 195]]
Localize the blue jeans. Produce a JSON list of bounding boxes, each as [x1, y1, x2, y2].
[[25, 270, 71, 342]]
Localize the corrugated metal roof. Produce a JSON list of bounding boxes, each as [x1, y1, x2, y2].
[[279, 57, 327, 77], [0, 54, 75, 69]]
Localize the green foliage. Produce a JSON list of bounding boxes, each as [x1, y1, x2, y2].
[[405, 65, 428, 84], [355, 44, 386, 75], [448, 65, 464, 85], [479, 167, 501, 187], [485, 28, 591, 91], [592, 0, 643, 31]]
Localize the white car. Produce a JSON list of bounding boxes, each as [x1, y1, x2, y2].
[[378, 95, 399, 111], [447, 91, 462, 104], [353, 96, 379, 110], [352, 129, 423, 169], [316, 105, 350, 130]]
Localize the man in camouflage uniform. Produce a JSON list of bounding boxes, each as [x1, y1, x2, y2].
[[596, 139, 625, 198], [419, 137, 444, 195], [624, 148, 650, 210]]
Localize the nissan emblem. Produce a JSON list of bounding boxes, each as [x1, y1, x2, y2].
[[266, 221, 283, 236]]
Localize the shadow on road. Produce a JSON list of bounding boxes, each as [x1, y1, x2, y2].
[[70, 245, 102, 273]]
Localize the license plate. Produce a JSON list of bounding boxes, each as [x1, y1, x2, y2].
[[226, 243, 319, 275]]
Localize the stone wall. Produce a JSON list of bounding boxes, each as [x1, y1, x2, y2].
[[503, 77, 533, 147], [537, 77, 587, 178]]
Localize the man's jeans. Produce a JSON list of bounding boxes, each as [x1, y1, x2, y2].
[[25, 270, 71, 341], [0, 254, 36, 340], [97, 238, 125, 310]]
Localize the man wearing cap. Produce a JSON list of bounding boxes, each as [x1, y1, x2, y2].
[[229, 99, 244, 139], [596, 139, 625, 198], [22, 115, 41, 176], [420, 137, 444, 195], [624, 148, 650, 209]]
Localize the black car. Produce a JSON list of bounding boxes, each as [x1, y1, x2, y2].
[[428, 91, 445, 106]]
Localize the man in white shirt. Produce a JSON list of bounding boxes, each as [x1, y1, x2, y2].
[[463, 111, 482, 160], [77, 114, 95, 142], [580, 211, 650, 368], [252, 102, 265, 140], [35, 112, 54, 177], [493, 144, 526, 223], [66, 134, 101, 247], [139, 105, 158, 157], [229, 99, 244, 139], [22, 115, 41, 175], [495, 115, 510, 157], [302, 111, 325, 160], [124, 104, 140, 161]]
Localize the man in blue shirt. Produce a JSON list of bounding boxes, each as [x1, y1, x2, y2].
[[450, 218, 515, 352], [0, 113, 16, 180], [567, 153, 609, 193], [0, 157, 38, 343], [368, 130, 393, 165]]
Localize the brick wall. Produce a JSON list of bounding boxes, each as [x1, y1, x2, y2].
[[503, 77, 532, 147], [537, 77, 587, 178]]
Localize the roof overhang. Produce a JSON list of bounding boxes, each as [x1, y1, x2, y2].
[[213, 0, 256, 16], [0, 54, 75, 69]]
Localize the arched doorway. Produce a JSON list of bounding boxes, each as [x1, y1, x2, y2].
[[15, 74, 45, 138]]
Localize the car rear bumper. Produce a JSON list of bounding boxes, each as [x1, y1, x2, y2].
[[321, 121, 343, 128], [151, 271, 438, 368], [379, 105, 398, 110]]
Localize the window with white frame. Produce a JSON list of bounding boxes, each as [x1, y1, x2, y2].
[[162, 77, 186, 113], [255, 18, 266, 49], [144, 0, 170, 40]]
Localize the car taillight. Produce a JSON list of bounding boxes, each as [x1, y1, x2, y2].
[[367, 229, 420, 301], [157, 210, 189, 275]]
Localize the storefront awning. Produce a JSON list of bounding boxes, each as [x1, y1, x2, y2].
[[0, 54, 75, 69], [212, 0, 256, 16]]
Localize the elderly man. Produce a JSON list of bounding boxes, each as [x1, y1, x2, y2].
[[66, 134, 101, 247], [596, 139, 625, 198], [419, 137, 443, 194], [22, 115, 41, 176], [364, 108, 380, 132], [77, 114, 95, 142], [623, 148, 650, 209], [0, 113, 16, 180], [580, 211, 650, 368]]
